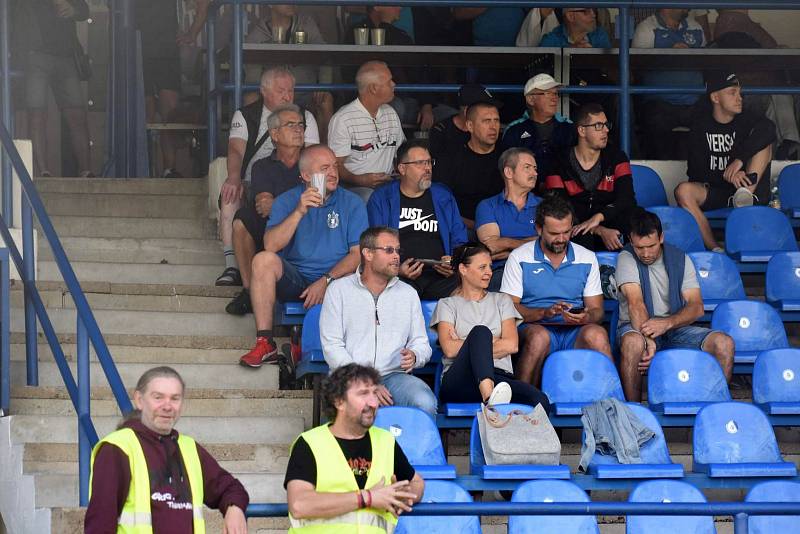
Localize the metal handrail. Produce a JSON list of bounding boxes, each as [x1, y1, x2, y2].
[[247, 501, 800, 533]]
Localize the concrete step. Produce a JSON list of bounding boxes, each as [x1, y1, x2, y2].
[[25, 279, 239, 298], [12, 330, 254, 350], [41, 192, 206, 219], [13, 288, 232, 314], [38, 236, 224, 265], [47, 215, 216, 239], [39, 260, 224, 285], [34, 177, 207, 196], [10, 342, 262, 365]]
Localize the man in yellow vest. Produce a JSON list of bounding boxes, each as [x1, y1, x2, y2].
[[85, 366, 249, 533], [285, 363, 425, 532]]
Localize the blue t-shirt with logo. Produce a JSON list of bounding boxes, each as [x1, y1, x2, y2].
[[475, 191, 541, 268], [267, 185, 368, 282]]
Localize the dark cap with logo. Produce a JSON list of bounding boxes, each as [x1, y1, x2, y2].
[[457, 84, 503, 109], [705, 71, 740, 95]]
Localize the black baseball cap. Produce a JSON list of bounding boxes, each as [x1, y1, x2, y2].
[[457, 84, 503, 109], [705, 70, 740, 95]]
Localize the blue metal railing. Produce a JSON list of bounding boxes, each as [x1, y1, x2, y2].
[[247, 501, 800, 534]]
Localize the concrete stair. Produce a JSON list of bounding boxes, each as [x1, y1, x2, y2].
[[1, 177, 308, 533]]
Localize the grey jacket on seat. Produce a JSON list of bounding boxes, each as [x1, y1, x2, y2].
[[579, 398, 656, 472]]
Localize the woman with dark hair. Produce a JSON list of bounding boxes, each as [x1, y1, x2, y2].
[[430, 243, 551, 409]]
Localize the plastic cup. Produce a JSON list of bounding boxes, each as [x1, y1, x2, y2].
[[354, 27, 369, 45], [371, 28, 386, 46], [311, 173, 326, 204]]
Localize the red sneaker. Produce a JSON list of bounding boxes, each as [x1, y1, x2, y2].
[[239, 337, 279, 368]]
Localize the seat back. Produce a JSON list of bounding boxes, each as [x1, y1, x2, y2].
[[631, 164, 668, 208], [765, 252, 800, 305], [587, 404, 673, 467], [374, 406, 445, 466], [626, 480, 714, 534], [746, 480, 800, 534], [688, 251, 746, 302], [595, 251, 619, 268], [710, 300, 789, 354], [300, 304, 323, 358], [752, 348, 800, 405], [693, 401, 784, 466], [646, 207, 705, 252], [778, 163, 800, 211], [509, 480, 599, 534], [541, 350, 624, 406], [421, 300, 439, 347], [469, 403, 532, 471], [647, 349, 731, 408], [725, 206, 798, 256], [395, 480, 481, 534]]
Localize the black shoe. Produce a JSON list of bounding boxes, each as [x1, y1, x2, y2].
[[215, 267, 242, 286], [226, 289, 252, 315]]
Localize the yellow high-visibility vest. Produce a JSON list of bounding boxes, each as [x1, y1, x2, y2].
[[288, 424, 398, 533], [89, 427, 205, 533]]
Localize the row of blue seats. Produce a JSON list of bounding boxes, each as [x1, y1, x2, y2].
[[376, 401, 799, 491], [395, 478, 799, 534]]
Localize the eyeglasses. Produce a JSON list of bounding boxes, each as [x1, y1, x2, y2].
[[370, 246, 403, 255], [529, 91, 559, 98], [579, 121, 613, 131], [278, 121, 306, 130], [400, 158, 435, 168], [567, 8, 594, 15]]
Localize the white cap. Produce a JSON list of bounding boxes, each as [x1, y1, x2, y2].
[[524, 73, 562, 95]]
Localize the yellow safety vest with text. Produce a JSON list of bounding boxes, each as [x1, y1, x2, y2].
[[89, 428, 206, 534], [288, 424, 398, 534]]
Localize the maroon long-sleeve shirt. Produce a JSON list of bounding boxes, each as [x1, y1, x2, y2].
[[84, 419, 249, 533]]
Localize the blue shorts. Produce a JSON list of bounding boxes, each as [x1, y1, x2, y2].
[[520, 324, 582, 354], [617, 322, 718, 351], [276, 258, 312, 302]]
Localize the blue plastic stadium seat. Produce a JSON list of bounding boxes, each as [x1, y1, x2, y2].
[[395, 480, 481, 534], [752, 348, 800, 415], [687, 251, 746, 311], [710, 300, 789, 365], [421, 300, 443, 364], [746, 480, 800, 534], [595, 251, 618, 268], [631, 164, 668, 208], [778, 163, 800, 219], [586, 404, 683, 479], [725, 206, 798, 263], [765, 252, 800, 311], [300, 304, 324, 363], [647, 349, 731, 415], [432, 363, 481, 418], [469, 403, 570, 480], [374, 406, 456, 479], [509, 480, 599, 534], [541, 350, 625, 416], [692, 401, 797, 477], [646, 207, 705, 252], [626, 480, 715, 534]]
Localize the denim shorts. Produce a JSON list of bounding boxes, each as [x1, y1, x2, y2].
[[617, 322, 719, 351], [276, 258, 311, 302]]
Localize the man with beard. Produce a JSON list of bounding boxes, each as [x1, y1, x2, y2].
[[501, 194, 611, 386], [616, 209, 734, 401], [285, 364, 424, 532], [367, 140, 467, 299], [319, 227, 437, 416]]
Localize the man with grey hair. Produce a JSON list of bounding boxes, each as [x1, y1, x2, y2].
[[476, 147, 541, 290], [367, 139, 466, 299], [239, 145, 368, 368], [216, 67, 320, 286], [328, 61, 405, 202]]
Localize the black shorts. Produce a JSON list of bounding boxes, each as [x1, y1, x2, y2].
[[142, 57, 181, 95], [234, 205, 267, 252], [699, 178, 770, 211]]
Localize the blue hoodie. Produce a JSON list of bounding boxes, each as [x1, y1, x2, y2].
[[367, 181, 467, 255]]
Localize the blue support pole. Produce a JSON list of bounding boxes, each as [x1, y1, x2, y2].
[[1, 0, 12, 220], [21, 193, 37, 385], [207, 8, 217, 166], [0, 248, 9, 415], [734, 512, 749, 534], [77, 316, 90, 506], [618, 4, 631, 155], [232, 1, 243, 110]]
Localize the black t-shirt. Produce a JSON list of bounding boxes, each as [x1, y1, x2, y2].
[[399, 190, 445, 264], [249, 152, 301, 206], [433, 143, 503, 220], [134, 0, 179, 59], [429, 117, 470, 162], [283, 433, 415, 490]]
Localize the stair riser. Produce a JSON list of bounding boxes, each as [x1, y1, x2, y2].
[[13, 290, 231, 314], [47, 216, 216, 239], [41, 193, 205, 219]]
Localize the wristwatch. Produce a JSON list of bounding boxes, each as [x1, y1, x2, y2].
[[323, 272, 335, 285]]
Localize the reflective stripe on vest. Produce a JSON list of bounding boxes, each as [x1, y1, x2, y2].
[[288, 425, 397, 534], [90, 428, 206, 534]]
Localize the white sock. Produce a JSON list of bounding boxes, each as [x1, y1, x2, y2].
[[224, 247, 238, 270]]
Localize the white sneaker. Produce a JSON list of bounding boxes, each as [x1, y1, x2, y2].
[[732, 187, 756, 208], [487, 382, 512, 406]]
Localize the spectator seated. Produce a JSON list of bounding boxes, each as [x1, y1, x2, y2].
[[626, 479, 716, 534], [778, 163, 800, 219], [631, 165, 668, 208], [647, 349, 731, 415], [509, 480, 599, 534], [541, 349, 624, 417], [710, 300, 789, 367], [725, 206, 798, 265], [646, 207, 705, 253], [688, 251, 746, 312], [766, 252, 800, 312], [395, 480, 481, 534], [745, 480, 800, 534], [752, 348, 800, 416], [469, 403, 570, 481], [692, 401, 798, 478], [374, 406, 456, 479], [584, 403, 683, 479]]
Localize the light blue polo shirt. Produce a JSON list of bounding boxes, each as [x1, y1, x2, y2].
[[500, 239, 602, 321], [267, 184, 368, 283], [476, 191, 540, 268]]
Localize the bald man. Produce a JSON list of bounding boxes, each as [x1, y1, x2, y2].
[[328, 61, 406, 202]]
